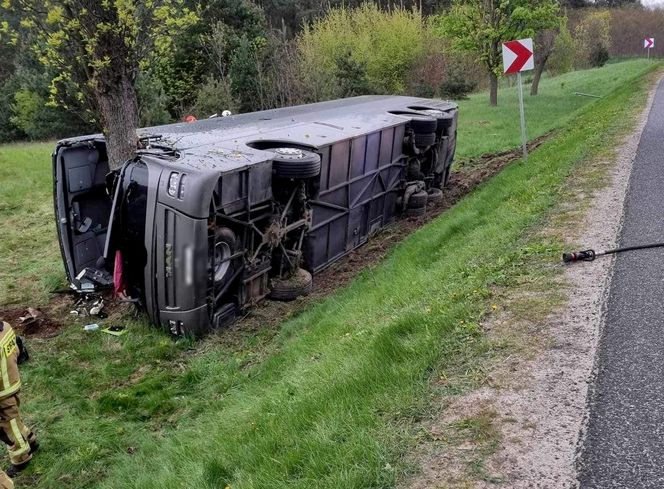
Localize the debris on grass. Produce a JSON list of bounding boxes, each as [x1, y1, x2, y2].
[[101, 325, 127, 337]]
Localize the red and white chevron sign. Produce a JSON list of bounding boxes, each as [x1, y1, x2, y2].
[[644, 37, 655, 49], [502, 38, 534, 74]]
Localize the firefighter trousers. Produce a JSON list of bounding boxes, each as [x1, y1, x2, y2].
[[0, 395, 34, 466], [0, 470, 12, 489]]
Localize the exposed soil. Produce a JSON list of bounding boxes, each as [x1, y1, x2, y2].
[[0, 304, 64, 338], [0, 290, 132, 339]]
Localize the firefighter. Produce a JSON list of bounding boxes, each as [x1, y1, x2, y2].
[[0, 321, 37, 478]]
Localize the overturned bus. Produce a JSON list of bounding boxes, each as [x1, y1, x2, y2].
[[53, 96, 458, 336]]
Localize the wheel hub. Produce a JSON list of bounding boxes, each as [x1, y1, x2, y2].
[[213, 241, 232, 282], [274, 147, 305, 159]]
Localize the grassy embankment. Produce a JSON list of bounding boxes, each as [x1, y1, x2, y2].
[[0, 58, 657, 488]]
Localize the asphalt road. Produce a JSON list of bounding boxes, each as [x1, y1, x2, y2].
[[578, 79, 664, 488]]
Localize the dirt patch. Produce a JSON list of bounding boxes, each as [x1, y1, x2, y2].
[[0, 290, 132, 338], [0, 306, 64, 338], [402, 75, 662, 488]]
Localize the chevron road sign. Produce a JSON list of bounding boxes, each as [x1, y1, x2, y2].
[[645, 37, 655, 59], [502, 38, 534, 74], [502, 38, 534, 160]]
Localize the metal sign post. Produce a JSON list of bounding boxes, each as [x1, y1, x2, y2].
[[502, 38, 534, 161], [516, 72, 527, 160]]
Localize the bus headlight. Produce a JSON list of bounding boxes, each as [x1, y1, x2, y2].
[[168, 172, 180, 197]]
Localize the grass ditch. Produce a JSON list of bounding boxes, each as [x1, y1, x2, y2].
[[403, 68, 662, 487], [0, 59, 658, 488]]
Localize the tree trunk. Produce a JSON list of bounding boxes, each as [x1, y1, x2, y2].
[[489, 72, 498, 106], [530, 52, 550, 96], [96, 75, 139, 170]]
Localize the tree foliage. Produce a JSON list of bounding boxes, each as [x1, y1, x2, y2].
[[191, 75, 237, 117], [547, 16, 575, 75], [606, 6, 664, 59], [256, 0, 453, 35], [573, 10, 611, 68], [155, 0, 266, 116], [433, 0, 559, 105], [0, 0, 197, 168], [0, 0, 638, 149]]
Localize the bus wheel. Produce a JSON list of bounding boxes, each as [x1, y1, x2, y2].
[[269, 268, 313, 301]]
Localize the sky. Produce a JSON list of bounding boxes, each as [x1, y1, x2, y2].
[[642, 0, 664, 6]]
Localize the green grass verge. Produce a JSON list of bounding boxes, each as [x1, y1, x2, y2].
[[457, 59, 655, 159], [6, 61, 657, 488], [0, 142, 65, 305]]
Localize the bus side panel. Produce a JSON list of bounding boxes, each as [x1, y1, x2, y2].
[[306, 124, 406, 273]]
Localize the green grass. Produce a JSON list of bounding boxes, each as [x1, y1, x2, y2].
[[0, 142, 65, 306], [0, 59, 659, 488], [456, 59, 655, 159]]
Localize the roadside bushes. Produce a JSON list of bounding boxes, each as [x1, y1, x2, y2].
[[0, 0, 607, 143], [136, 74, 173, 128], [190, 76, 238, 118], [548, 18, 575, 76], [156, 0, 267, 117], [293, 3, 481, 102], [297, 4, 427, 98], [589, 44, 610, 68], [440, 55, 481, 98], [4, 70, 92, 141], [573, 10, 611, 68], [406, 33, 481, 100]]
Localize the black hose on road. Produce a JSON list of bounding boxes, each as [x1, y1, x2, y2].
[[562, 242, 664, 263]]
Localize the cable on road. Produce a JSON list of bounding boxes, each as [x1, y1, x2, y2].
[[562, 242, 664, 263]]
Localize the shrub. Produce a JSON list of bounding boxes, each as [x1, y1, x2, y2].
[[408, 42, 481, 100], [297, 4, 426, 100], [548, 18, 575, 76], [0, 78, 26, 142], [229, 35, 268, 112], [136, 74, 173, 127], [9, 88, 41, 137], [8, 85, 90, 140], [257, 34, 313, 108], [439, 53, 481, 99], [191, 76, 238, 118], [440, 74, 478, 99], [589, 44, 609, 68], [573, 10, 611, 69], [335, 50, 371, 97], [407, 37, 448, 98]]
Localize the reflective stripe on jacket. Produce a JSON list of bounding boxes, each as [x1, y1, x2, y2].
[[0, 323, 20, 399]]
